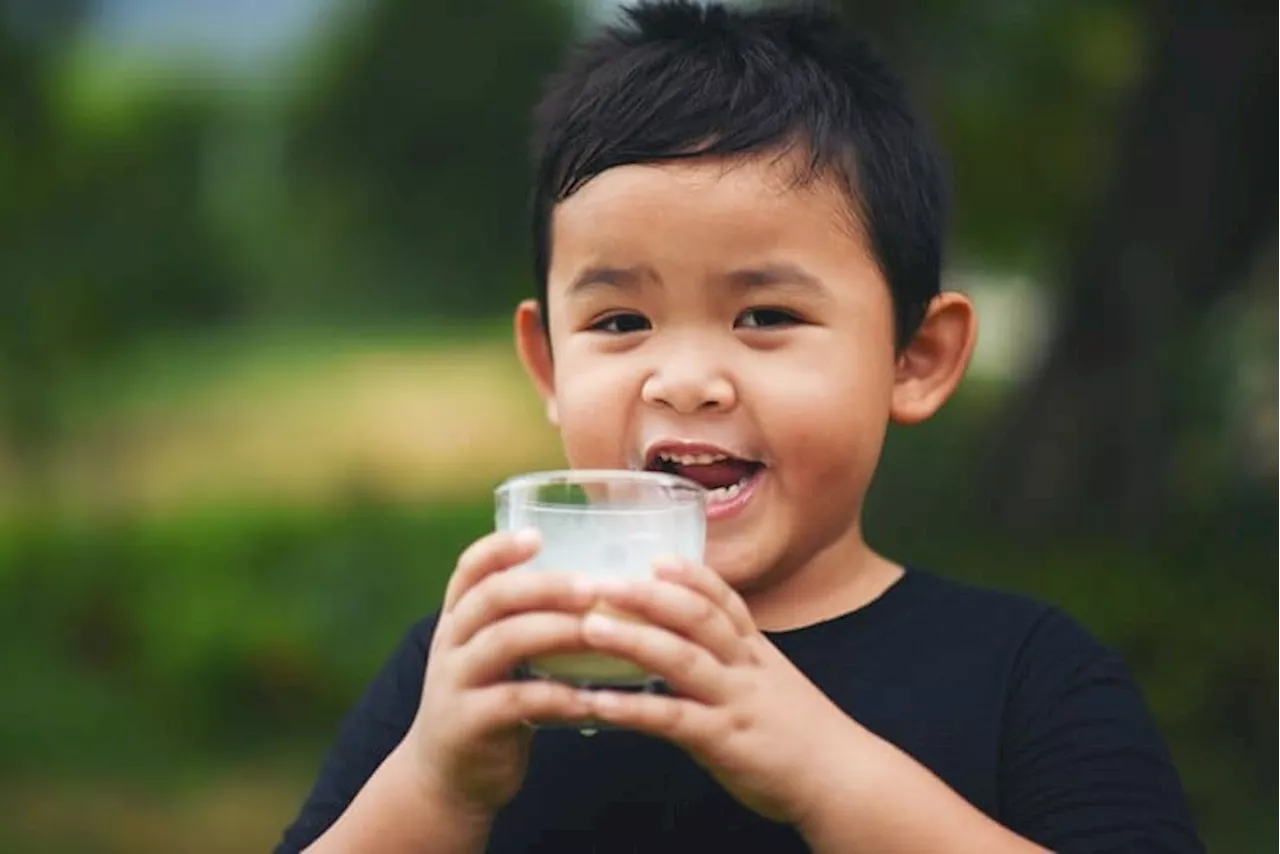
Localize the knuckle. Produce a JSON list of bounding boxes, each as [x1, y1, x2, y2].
[[711, 583, 736, 612], [529, 679, 558, 706], [530, 573, 566, 604], [689, 593, 715, 624], [497, 681, 524, 711], [660, 698, 685, 730], [475, 577, 510, 613], [547, 572, 586, 605], [727, 703, 754, 735], [485, 616, 521, 649], [518, 679, 561, 715], [487, 613, 559, 658], [494, 571, 559, 611], [674, 641, 702, 674]]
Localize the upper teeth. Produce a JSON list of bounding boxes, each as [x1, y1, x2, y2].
[[656, 452, 728, 466]]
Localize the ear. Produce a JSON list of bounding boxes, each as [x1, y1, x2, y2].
[[890, 292, 978, 425], [514, 299, 559, 426]]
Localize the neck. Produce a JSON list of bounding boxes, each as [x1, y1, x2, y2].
[[742, 522, 903, 632]]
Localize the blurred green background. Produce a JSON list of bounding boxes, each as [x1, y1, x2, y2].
[[0, 0, 1274, 851]]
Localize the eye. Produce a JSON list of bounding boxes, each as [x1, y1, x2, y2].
[[736, 308, 802, 329], [589, 312, 652, 334]]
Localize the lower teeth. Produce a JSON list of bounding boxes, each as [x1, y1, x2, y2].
[[708, 479, 746, 502]]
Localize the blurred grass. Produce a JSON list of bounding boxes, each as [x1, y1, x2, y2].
[[47, 319, 516, 420], [0, 763, 312, 854], [2, 323, 564, 515]]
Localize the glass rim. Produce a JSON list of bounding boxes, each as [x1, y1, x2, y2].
[[494, 469, 705, 500]]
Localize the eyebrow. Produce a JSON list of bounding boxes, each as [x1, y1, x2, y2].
[[564, 261, 831, 300], [566, 264, 659, 297], [721, 263, 831, 299]]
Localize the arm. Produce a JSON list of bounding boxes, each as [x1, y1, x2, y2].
[[302, 738, 491, 854], [797, 725, 1050, 854], [798, 608, 1203, 854]]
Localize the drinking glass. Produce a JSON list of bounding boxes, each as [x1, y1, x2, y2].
[[494, 469, 706, 695]]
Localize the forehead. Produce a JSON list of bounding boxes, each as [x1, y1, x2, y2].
[[547, 154, 872, 283]]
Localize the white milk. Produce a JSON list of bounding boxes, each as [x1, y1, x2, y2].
[[504, 500, 705, 685]]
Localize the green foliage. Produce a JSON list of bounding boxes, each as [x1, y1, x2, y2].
[[0, 498, 489, 770], [840, 0, 1146, 270], [274, 0, 575, 319]]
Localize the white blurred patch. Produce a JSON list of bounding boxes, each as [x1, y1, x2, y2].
[[90, 0, 351, 71], [947, 270, 1054, 385]]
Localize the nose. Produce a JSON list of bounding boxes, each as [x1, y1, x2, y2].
[[640, 346, 737, 414]]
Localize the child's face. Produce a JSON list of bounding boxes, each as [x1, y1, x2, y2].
[[517, 154, 967, 600]]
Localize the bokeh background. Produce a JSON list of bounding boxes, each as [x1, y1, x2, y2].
[[0, 0, 1275, 851]]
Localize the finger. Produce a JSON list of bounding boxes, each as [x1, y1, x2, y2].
[[580, 611, 726, 703], [459, 611, 590, 686], [653, 556, 755, 636], [594, 577, 745, 665], [442, 528, 541, 614], [468, 680, 594, 732], [585, 689, 718, 750], [448, 570, 597, 647]]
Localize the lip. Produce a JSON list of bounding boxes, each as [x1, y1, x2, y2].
[[705, 466, 764, 522]]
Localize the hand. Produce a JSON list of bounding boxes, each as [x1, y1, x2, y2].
[[405, 529, 599, 820], [576, 556, 864, 825]]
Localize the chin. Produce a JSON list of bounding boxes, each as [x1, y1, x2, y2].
[[703, 539, 776, 590]]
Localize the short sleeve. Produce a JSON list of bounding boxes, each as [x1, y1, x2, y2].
[[274, 614, 439, 854], [998, 607, 1204, 853]]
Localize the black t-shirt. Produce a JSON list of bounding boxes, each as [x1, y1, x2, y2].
[[276, 569, 1203, 853]]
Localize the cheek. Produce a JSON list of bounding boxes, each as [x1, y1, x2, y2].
[[755, 353, 894, 482], [552, 355, 640, 465]]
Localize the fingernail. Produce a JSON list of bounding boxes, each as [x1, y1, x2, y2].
[[596, 576, 630, 595], [652, 554, 684, 574], [592, 691, 622, 711], [514, 528, 541, 548], [583, 612, 619, 636]]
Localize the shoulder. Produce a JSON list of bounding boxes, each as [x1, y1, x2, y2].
[[927, 578, 1207, 849], [901, 568, 1090, 654], [899, 569, 1122, 700], [924, 572, 1117, 676], [907, 567, 1052, 620]]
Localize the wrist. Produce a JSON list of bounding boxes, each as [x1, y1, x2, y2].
[[790, 719, 883, 850], [794, 723, 1047, 854], [397, 737, 497, 833]]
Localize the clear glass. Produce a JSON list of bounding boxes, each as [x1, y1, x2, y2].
[[494, 470, 706, 697]]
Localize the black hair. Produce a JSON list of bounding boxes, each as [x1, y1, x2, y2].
[[530, 0, 946, 348]]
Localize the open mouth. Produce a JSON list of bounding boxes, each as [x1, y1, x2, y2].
[[644, 449, 766, 504]]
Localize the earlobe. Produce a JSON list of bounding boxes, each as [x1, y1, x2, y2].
[[890, 292, 978, 425], [514, 299, 559, 426]]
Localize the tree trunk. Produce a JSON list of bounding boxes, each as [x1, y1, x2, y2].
[[983, 0, 1276, 536]]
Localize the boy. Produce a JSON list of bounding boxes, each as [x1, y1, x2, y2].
[[278, 2, 1203, 852]]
